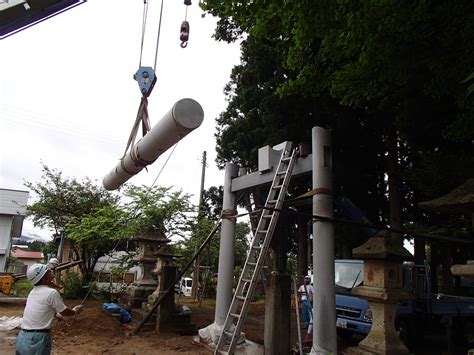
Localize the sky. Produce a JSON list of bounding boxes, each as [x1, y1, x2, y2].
[[0, 1, 241, 241]]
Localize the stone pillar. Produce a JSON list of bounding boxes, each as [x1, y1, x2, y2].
[[347, 234, 413, 355], [154, 265, 177, 332]]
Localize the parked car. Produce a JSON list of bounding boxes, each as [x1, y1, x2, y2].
[[335, 259, 474, 349], [178, 277, 193, 297]]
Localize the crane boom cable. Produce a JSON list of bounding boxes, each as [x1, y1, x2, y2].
[[153, 0, 165, 72], [138, 0, 149, 67]]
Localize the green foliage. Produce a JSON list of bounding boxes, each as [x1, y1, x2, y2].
[[201, 0, 473, 267], [41, 240, 59, 257], [60, 270, 83, 299], [25, 165, 194, 286], [25, 164, 123, 283], [122, 185, 194, 239], [14, 280, 33, 297], [25, 163, 120, 233], [28, 240, 45, 252], [174, 219, 249, 276]]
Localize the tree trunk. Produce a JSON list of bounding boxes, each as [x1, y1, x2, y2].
[[264, 211, 290, 354], [297, 213, 309, 278], [387, 130, 403, 246]]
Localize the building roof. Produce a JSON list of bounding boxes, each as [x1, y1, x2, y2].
[[11, 249, 44, 260], [419, 178, 474, 214]]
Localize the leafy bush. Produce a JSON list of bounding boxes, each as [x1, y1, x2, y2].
[[14, 279, 33, 297], [61, 270, 83, 299]]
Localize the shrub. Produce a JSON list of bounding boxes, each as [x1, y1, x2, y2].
[[14, 279, 33, 297], [61, 270, 83, 299]]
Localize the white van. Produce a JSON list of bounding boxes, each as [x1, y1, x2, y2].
[[179, 277, 193, 297]]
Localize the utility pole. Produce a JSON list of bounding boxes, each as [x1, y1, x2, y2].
[[192, 151, 207, 300]]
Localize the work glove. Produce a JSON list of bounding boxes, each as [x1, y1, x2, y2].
[[72, 305, 84, 315]]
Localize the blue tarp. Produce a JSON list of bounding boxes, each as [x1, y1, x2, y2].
[[102, 303, 132, 323]]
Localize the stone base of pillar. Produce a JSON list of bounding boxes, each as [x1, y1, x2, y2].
[[197, 324, 261, 354], [346, 294, 410, 355], [198, 322, 246, 346], [120, 283, 157, 309]]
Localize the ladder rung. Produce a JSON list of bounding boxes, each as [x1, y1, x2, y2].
[[230, 313, 240, 319], [277, 170, 287, 175], [252, 245, 262, 250], [224, 330, 233, 337], [281, 157, 291, 162], [267, 199, 277, 204], [256, 229, 268, 234], [242, 278, 252, 283], [272, 184, 282, 189], [262, 214, 272, 218], [236, 295, 246, 301], [248, 262, 257, 266]]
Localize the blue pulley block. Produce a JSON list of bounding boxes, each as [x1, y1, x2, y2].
[[133, 66, 157, 97]]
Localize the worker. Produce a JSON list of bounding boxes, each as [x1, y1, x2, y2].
[[298, 275, 314, 328], [15, 263, 84, 355], [46, 257, 59, 271], [45, 257, 62, 291]]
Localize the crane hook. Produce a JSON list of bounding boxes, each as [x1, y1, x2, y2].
[[180, 20, 189, 48]]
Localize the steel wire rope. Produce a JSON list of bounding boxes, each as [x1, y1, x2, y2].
[[256, 205, 473, 245], [138, 0, 149, 67], [153, 0, 165, 72], [148, 141, 179, 191]]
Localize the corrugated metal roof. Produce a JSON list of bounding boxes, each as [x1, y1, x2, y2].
[[11, 249, 43, 259], [0, 189, 29, 215]]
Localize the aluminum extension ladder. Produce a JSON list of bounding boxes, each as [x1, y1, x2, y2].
[[214, 144, 298, 355]]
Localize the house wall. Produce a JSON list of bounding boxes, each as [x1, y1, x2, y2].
[[0, 215, 14, 271], [0, 189, 29, 272]]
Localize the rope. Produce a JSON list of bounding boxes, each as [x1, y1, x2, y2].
[[123, 97, 151, 157], [79, 239, 123, 306], [138, 0, 149, 67], [153, 0, 165, 72], [256, 205, 474, 245], [148, 142, 179, 190]]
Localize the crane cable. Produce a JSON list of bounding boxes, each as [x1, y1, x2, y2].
[[138, 0, 165, 72], [138, 0, 149, 68], [152, 0, 165, 71], [124, 0, 165, 157]]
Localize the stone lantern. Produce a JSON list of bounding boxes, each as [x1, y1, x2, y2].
[[120, 229, 169, 309], [348, 233, 414, 355]]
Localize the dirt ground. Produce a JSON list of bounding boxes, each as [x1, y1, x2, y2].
[[1, 297, 215, 355], [0, 295, 349, 354], [1, 295, 462, 355]]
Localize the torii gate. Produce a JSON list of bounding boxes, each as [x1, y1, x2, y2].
[[199, 127, 337, 355]]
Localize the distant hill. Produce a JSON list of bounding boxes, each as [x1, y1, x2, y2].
[[12, 235, 47, 244]]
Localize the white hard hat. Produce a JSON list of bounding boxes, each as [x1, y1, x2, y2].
[[48, 258, 59, 266], [26, 263, 49, 285]]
